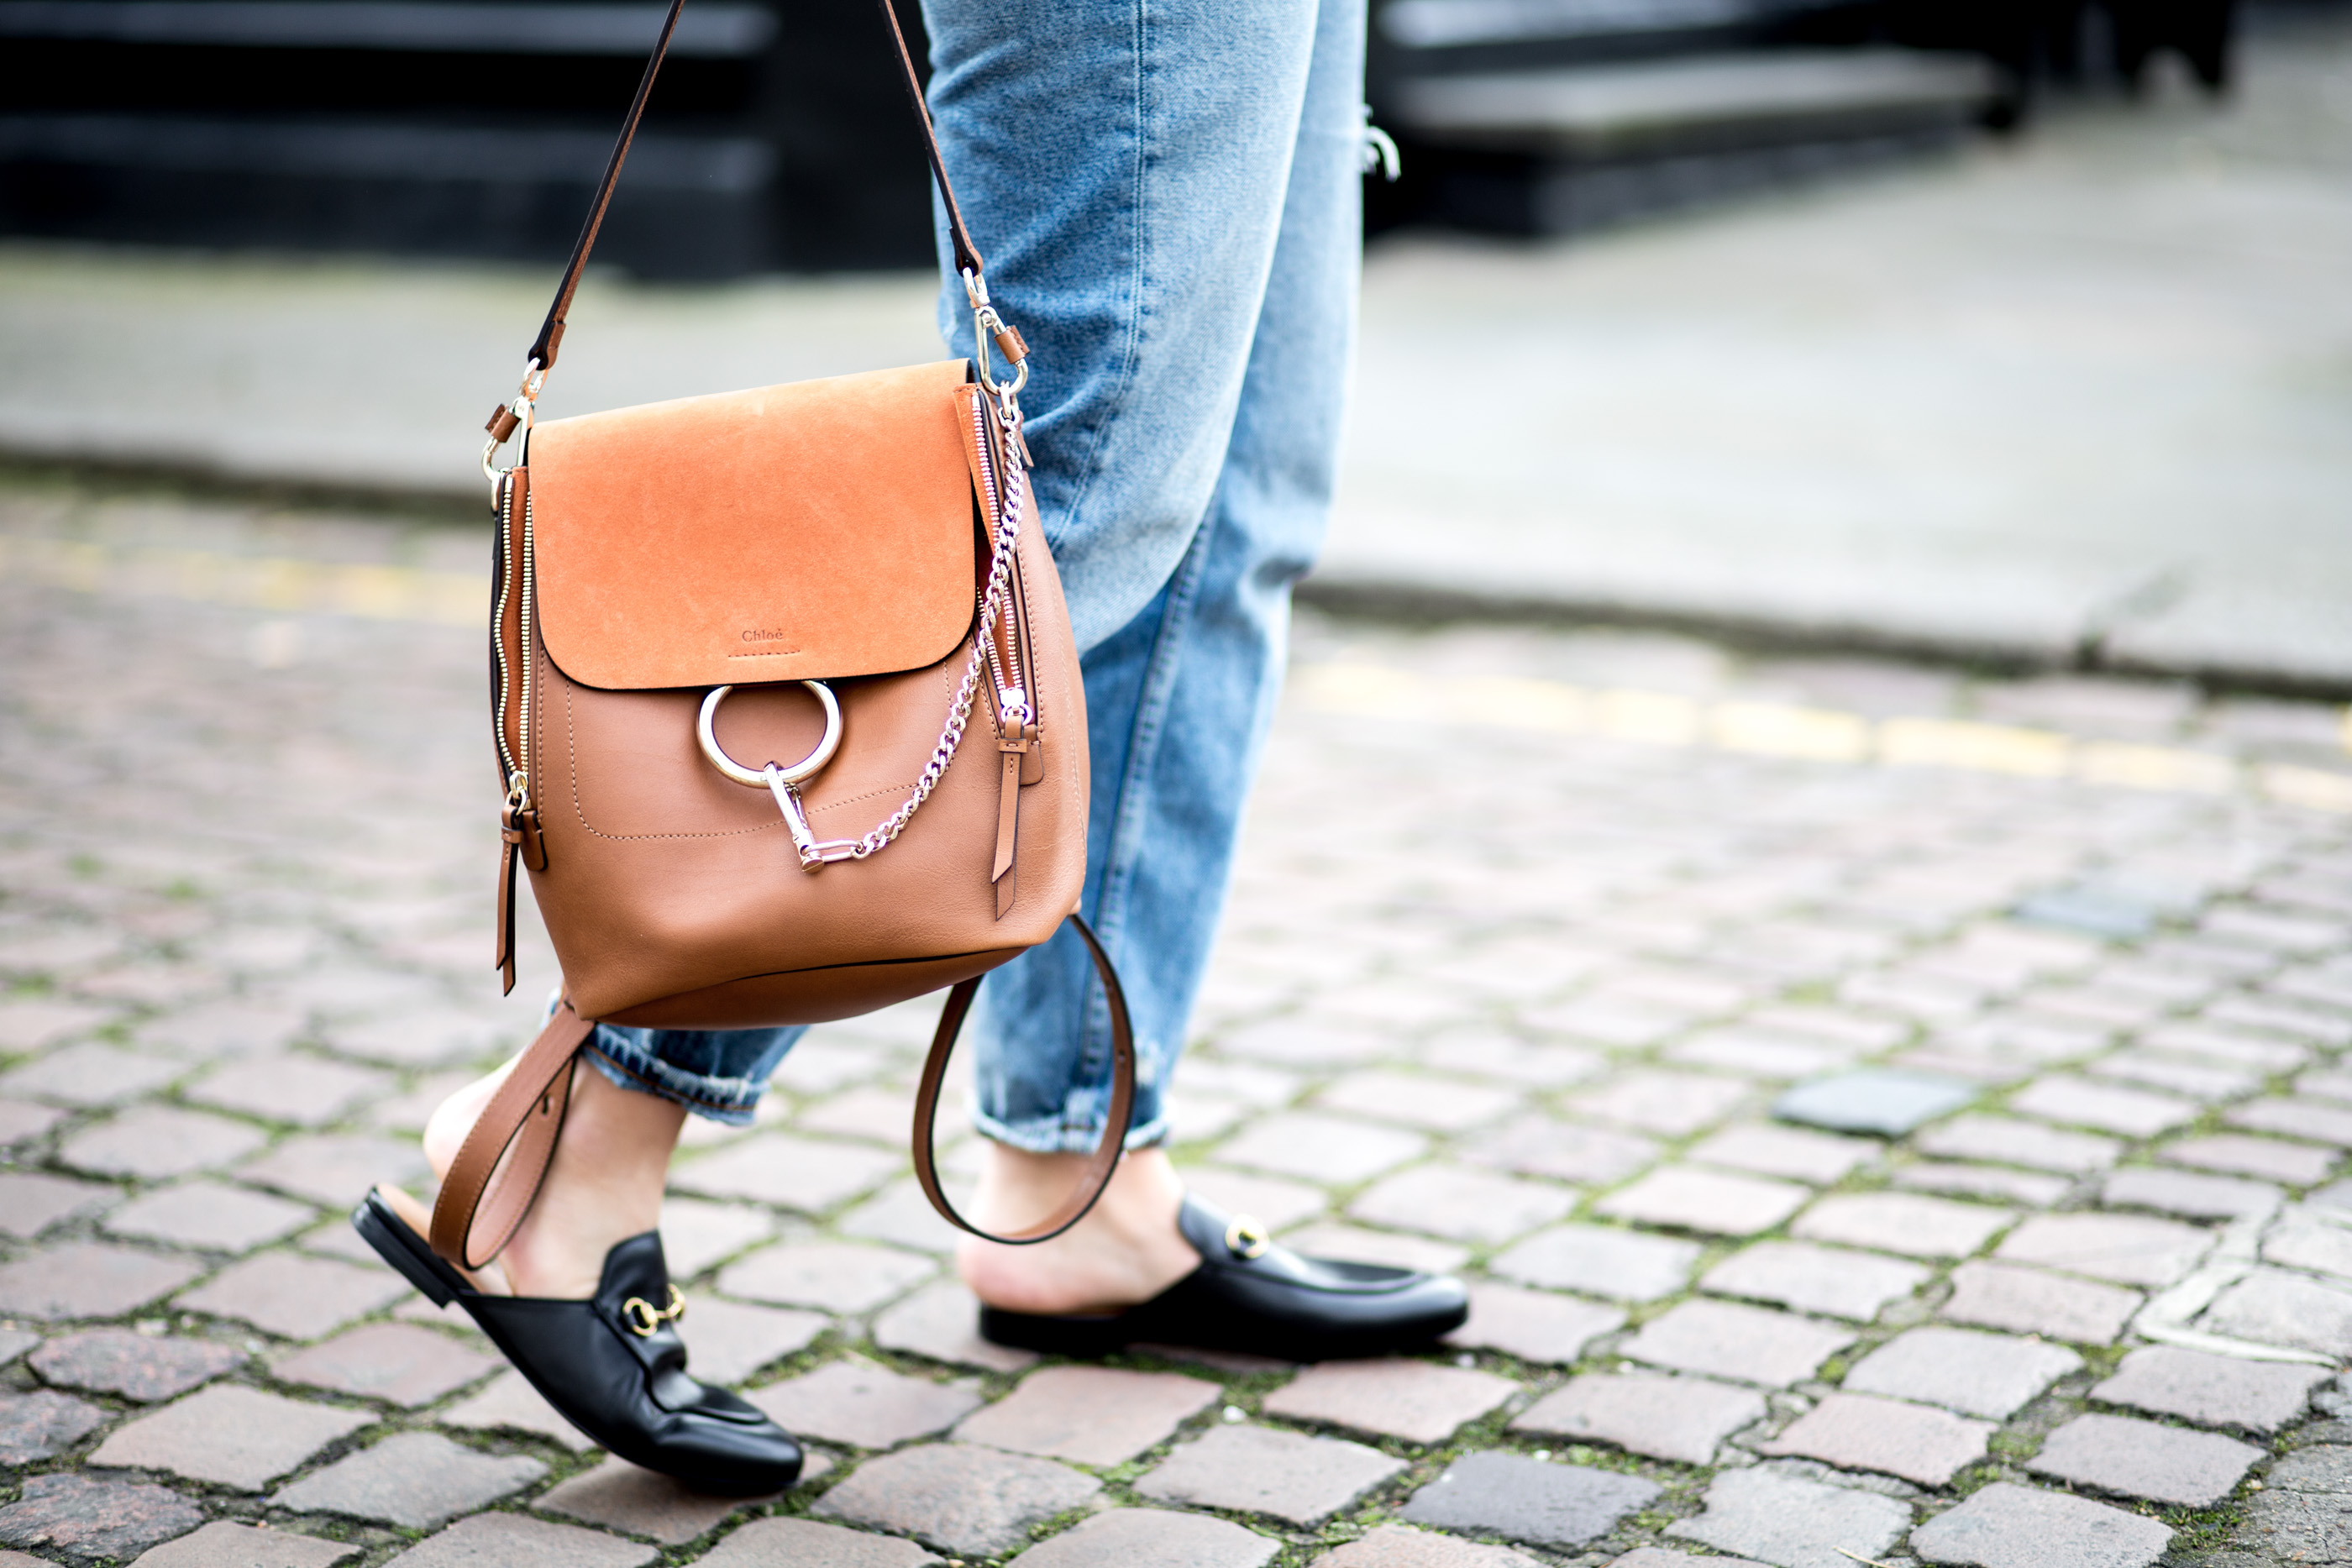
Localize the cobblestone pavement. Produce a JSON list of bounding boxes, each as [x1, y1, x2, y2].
[[4, 479, 2352, 1568]]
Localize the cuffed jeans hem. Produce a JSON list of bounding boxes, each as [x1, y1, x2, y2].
[[585, 1028, 765, 1125], [970, 1106, 1170, 1155]]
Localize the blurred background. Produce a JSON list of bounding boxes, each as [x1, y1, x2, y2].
[[0, 0, 2347, 688]]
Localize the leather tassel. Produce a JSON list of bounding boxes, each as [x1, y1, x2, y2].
[[496, 806, 522, 995], [992, 738, 1025, 919]]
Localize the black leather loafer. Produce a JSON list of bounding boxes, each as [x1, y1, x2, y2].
[[354, 1190, 801, 1496], [979, 1193, 1469, 1361]]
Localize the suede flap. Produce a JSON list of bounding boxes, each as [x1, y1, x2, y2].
[[528, 359, 979, 690]]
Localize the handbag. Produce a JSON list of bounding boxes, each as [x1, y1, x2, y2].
[[433, 0, 1135, 1273]]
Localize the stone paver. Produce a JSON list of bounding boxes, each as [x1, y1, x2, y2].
[[748, 1360, 982, 1450], [237, 1132, 430, 1208], [1792, 1192, 2014, 1259], [2091, 1344, 2328, 1433], [29, 1329, 247, 1402], [2103, 1165, 2281, 1220], [273, 1430, 545, 1527], [0, 1241, 200, 1319], [677, 1295, 827, 1385], [534, 1458, 782, 1546], [2012, 1077, 2199, 1138], [184, 1053, 395, 1126], [381, 1512, 656, 1568], [956, 1365, 1219, 1464], [690, 1515, 933, 1568], [1013, 1508, 1278, 1568], [1762, 1391, 1993, 1485], [129, 1520, 360, 1567], [1217, 1114, 1427, 1183], [1137, 1424, 1406, 1526], [437, 1368, 596, 1451], [2199, 1267, 2352, 1357], [1667, 1466, 1910, 1568], [1445, 1282, 1624, 1364], [1263, 1359, 1516, 1445], [1491, 1225, 1701, 1301], [0, 1169, 118, 1238], [1511, 1371, 1767, 1464], [1470, 1118, 1660, 1183], [1318, 1072, 1518, 1133], [1595, 1166, 1809, 1237], [2026, 1412, 2261, 1506], [669, 1134, 903, 1211], [1688, 1123, 1875, 1184], [1621, 1300, 1851, 1388], [89, 1383, 370, 1490], [1842, 1326, 2082, 1419], [1938, 1261, 2142, 1344], [1916, 1114, 2121, 1173], [1994, 1212, 2210, 1287], [872, 1281, 1040, 1373], [2234, 1096, 2352, 1147], [816, 1443, 1100, 1556], [0, 1473, 205, 1562], [2163, 1132, 2338, 1184], [1400, 1452, 1659, 1549], [1289, 1224, 1471, 1273], [1315, 1524, 1544, 1568], [103, 1179, 316, 1252], [0, 1388, 106, 1462], [1606, 1553, 1765, 1568], [1701, 1240, 1929, 1321], [1774, 1069, 1977, 1135], [1568, 1072, 1750, 1137], [274, 1322, 498, 1407], [1908, 1481, 2171, 1568], [1895, 1162, 2071, 1207], [60, 1105, 268, 1180], [175, 1251, 407, 1338], [0, 1041, 186, 1107], [718, 1240, 934, 1314], [1350, 1164, 1575, 1243]]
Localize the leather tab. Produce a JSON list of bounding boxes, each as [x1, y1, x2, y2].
[[496, 809, 522, 994], [1019, 721, 1043, 786], [486, 404, 520, 443], [911, 916, 1136, 1245], [993, 325, 1029, 365], [430, 1000, 596, 1270], [991, 746, 1022, 915]]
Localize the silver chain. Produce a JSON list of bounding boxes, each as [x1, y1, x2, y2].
[[845, 396, 1028, 861]]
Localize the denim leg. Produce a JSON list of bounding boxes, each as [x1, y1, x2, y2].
[[582, 1024, 802, 1126], [923, 0, 1367, 1150]]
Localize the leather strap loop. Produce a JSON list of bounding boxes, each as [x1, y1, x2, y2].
[[429, 1000, 596, 1270], [912, 915, 1137, 1245], [527, 0, 980, 376]]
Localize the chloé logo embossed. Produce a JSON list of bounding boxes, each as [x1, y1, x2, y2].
[[732, 627, 800, 657]]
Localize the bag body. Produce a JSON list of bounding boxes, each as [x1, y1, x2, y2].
[[492, 363, 1089, 1027]]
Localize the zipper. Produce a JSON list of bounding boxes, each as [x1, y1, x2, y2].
[[491, 475, 521, 787], [968, 393, 1026, 724], [517, 488, 537, 804]]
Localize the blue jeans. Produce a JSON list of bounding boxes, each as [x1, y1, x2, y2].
[[590, 0, 1365, 1151]]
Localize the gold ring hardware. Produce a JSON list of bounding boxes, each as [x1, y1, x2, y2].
[[622, 1284, 685, 1337], [1224, 1215, 1271, 1261]]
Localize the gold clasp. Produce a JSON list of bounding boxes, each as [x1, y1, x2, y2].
[[1223, 1215, 1271, 1261], [621, 1283, 685, 1336]]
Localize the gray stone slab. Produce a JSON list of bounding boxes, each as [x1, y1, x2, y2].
[[1666, 1466, 1909, 1568], [0, 1387, 105, 1462], [692, 1516, 936, 1568], [1702, 1240, 1929, 1321], [1842, 1326, 2082, 1419], [1446, 1282, 1625, 1364], [0, 1473, 205, 1563], [1774, 1069, 1977, 1135], [1622, 1298, 1852, 1387], [1791, 1192, 2015, 1259], [274, 1430, 547, 1527], [534, 1456, 780, 1546], [2091, 1344, 2328, 1433], [1512, 1371, 1767, 1464], [1262, 1359, 1515, 1446], [717, 1241, 934, 1314], [437, 1367, 597, 1450], [872, 1280, 1039, 1373], [1916, 1114, 2120, 1174], [273, 1323, 497, 1408], [1350, 1163, 1576, 1244], [0, 1169, 118, 1239], [1400, 1452, 1660, 1549], [2162, 1135, 2338, 1186], [1594, 1165, 1810, 1237], [1994, 1213, 2211, 1288], [2026, 1412, 2260, 1506], [747, 1360, 982, 1450], [88, 1383, 370, 1490], [1908, 1481, 2171, 1568], [1763, 1391, 1993, 1486], [175, 1251, 407, 1339], [1938, 1261, 2141, 1345], [816, 1443, 1101, 1555], [129, 1520, 360, 1567], [2197, 1267, 2352, 1357], [2261, 1204, 2352, 1281], [382, 1512, 657, 1568], [1315, 1524, 1546, 1568], [1491, 1225, 1701, 1302], [2102, 1167, 2281, 1221], [0, 1241, 199, 1319], [1011, 1508, 1278, 1568], [958, 1365, 1220, 1464], [1687, 1123, 1877, 1184], [676, 1295, 827, 1386], [104, 1180, 317, 1252], [1137, 1424, 1405, 1527]]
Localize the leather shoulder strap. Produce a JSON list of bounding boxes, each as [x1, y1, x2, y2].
[[527, 0, 982, 375], [913, 915, 1138, 1245], [429, 999, 596, 1270]]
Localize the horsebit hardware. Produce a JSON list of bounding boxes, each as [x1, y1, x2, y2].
[[622, 1284, 686, 1337]]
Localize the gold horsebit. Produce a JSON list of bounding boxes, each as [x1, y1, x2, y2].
[[622, 1283, 687, 1337]]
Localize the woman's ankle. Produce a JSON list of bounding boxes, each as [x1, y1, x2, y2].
[[957, 1143, 1199, 1315]]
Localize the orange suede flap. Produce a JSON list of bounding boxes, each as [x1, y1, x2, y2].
[[528, 359, 978, 690]]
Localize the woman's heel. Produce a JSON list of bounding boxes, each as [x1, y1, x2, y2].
[[351, 1189, 465, 1308]]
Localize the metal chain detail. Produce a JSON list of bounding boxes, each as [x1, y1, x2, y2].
[[844, 393, 1029, 862]]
